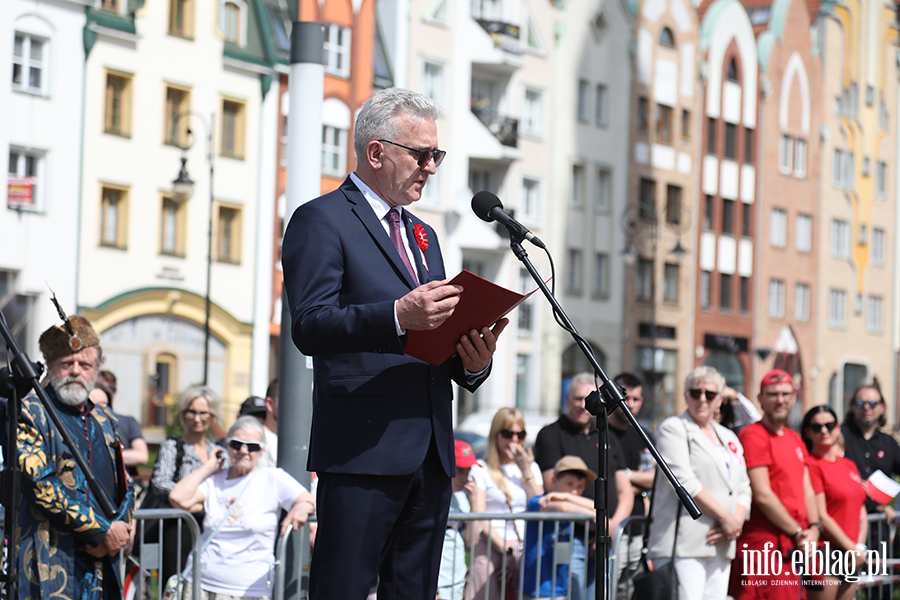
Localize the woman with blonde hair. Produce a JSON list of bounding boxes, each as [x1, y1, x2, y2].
[[468, 407, 543, 600], [145, 386, 227, 586]]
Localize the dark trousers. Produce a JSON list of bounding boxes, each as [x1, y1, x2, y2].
[[309, 441, 452, 600]]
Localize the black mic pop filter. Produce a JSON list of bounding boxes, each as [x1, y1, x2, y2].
[[472, 191, 502, 222]]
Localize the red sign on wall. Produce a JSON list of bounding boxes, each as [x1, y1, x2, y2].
[[8, 177, 33, 208]]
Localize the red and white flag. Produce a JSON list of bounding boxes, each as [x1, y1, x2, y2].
[[866, 470, 900, 505]]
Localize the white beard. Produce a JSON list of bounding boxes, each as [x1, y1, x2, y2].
[[50, 372, 93, 407]]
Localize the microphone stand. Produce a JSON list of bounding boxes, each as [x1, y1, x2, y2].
[[0, 311, 118, 598], [505, 235, 701, 600]]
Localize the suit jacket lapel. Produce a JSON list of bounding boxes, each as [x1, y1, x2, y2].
[[341, 178, 417, 289], [684, 416, 734, 493]]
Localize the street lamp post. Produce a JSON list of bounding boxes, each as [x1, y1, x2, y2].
[[621, 199, 690, 423], [170, 111, 215, 386]]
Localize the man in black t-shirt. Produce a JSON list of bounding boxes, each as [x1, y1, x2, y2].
[[534, 373, 633, 600], [609, 373, 655, 599]]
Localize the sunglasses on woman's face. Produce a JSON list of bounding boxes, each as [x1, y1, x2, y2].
[[499, 429, 527, 440], [688, 389, 718, 401], [227, 438, 264, 453], [807, 421, 838, 434]]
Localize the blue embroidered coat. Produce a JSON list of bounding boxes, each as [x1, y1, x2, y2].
[[16, 386, 135, 600]]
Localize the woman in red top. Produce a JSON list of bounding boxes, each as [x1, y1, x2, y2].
[[801, 406, 868, 600]]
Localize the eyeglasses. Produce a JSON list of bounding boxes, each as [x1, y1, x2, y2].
[[854, 400, 880, 409], [184, 409, 211, 419], [227, 439, 264, 453], [378, 139, 446, 168], [688, 389, 718, 401], [807, 421, 838, 434], [499, 429, 527, 441], [764, 391, 795, 399]]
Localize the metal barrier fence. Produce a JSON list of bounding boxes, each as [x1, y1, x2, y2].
[[123, 509, 899, 600], [119, 508, 202, 600]]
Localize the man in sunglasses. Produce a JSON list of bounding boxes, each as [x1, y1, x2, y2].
[[728, 369, 820, 600], [282, 88, 507, 600]]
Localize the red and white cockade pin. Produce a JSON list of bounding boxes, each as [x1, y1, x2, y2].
[[414, 224, 429, 272], [727, 441, 738, 454]]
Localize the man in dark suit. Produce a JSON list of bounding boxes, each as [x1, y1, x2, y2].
[[282, 87, 507, 600]]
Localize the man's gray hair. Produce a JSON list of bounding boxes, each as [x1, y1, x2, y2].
[[354, 88, 442, 161], [567, 372, 597, 399], [228, 415, 266, 441]]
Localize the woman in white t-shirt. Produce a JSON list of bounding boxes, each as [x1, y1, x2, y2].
[[468, 407, 544, 600], [170, 416, 315, 600]]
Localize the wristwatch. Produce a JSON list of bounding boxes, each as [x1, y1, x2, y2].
[[808, 522, 822, 532], [790, 526, 803, 539]]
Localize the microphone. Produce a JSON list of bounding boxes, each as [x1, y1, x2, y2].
[[471, 191, 546, 249]]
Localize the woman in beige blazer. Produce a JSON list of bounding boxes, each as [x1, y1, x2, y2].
[[648, 366, 752, 600]]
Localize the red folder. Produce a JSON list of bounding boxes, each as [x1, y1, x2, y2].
[[404, 270, 541, 366]]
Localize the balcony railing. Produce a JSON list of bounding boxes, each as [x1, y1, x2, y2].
[[471, 106, 519, 147]]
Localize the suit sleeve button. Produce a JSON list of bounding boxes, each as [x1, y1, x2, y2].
[[431, 377, 436, 385]]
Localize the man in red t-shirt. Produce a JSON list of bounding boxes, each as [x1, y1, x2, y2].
[[728, 370, 821, 600]]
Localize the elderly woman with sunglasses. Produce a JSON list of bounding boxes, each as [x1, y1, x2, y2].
[[468, 407, 543, 600], [170, 416, 315, 599], [801, 406, 868, 600], [647, 366, 752, 600]]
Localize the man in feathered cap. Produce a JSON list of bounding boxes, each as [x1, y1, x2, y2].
[[16, 312, 134, 600]]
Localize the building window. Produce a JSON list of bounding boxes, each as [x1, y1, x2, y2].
[[659, 27, 675, 46], [577, 79, 589, 122], [700, 271, 712, 309], [770, 208, 787, 247], [422, 61, 445, 104], [104, 71, 133, 137], [165, 85, 191, 146], [324, 24, 351, 78], [720, 273, 733, 311], [521, 177, 540, 221], [515, 354, 529, 411], [101, 0, 119, 11], [216, 204, 242, 263], [7, 148, 44, 211], [744, 128, 754, 164], [663, 263, 679, 302], [160, 195, 186, 256], [794, 139, 807, 177], [703, 195, 713, 230], [796, 214, 812, 252], [595, 168, 610, 213], [656, 104, 673, 143], [707, 117, 716, 154], [833, 149, 854, 188], [636, 259, 653, 301], [639, 178, 656, 220], [522, 87, 544, 137], [740, 276, 750, 313], [638, 97, 649, 131], [830, 219, 851, 259], [741, 203, 751, 237], [867, 295, 884, 333], [876, 161, 887, 198], [517, 269, 533, 333], [593, 253, 609, 298], [321, 125, 347, 177], [595, 84, 608, 127], [795, 283, 810, 321], [221, 1, 242, 44], [220, 98, 246, 159], [872, 228, 886, 266], [567, 249, 583, 293], [100, 186, 129, 249], [778, 135, 793, 174], [681, 110, 690, 140], [768, 279, 785, 318], [828, 289, 847, 328], [571, 164, 585, 206], [665, 185, 681, 224], [169, 0, 194, 37], [727, 59, 738, 81], [472, 0, 502, 21], [724, 123, 737, 159], [12, 33, 47, 95], [722, 199, 735, 235]]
